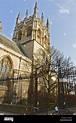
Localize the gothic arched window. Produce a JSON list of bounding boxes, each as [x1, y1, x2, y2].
[[44, 35, 47, 48], [18, 31, 22, 40], [37, 29, 41, 38], [37, 29, 41, 43], [0, 56, 13, 80], [27, 26, 32, 37]]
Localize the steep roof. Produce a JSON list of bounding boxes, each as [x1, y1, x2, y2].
[[0, 34, 24, 56]]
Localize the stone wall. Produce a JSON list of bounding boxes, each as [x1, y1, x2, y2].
[[0, 104, 25, 114]]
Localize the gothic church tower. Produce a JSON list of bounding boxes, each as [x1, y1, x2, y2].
[[12, 2, 51, 60]]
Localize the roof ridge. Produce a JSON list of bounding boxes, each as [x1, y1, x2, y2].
[[0, 33, 16, 45], [0, 34, 24, 56]]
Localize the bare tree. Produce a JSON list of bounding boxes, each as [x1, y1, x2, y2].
[[32, 46, 76, 109]]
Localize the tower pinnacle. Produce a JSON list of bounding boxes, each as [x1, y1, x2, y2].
[[33, 2, 38, 18], [46, 18, 50, 32], [16, 13, 20, 24], [41, 12, 44, 23], [26, 10, 28, 18]]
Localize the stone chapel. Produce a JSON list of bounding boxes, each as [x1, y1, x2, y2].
[[0, 2, 51, 103]]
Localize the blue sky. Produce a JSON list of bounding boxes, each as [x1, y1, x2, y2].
[[0, 0, 76, 65]]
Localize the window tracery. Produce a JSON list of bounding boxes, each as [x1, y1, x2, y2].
[[27, 26, 32, 37], [44, 35, 47, 48], [37, 29, 40, 38], [0, 57, 12, 79], [37, 29, 41, 43], [18, 31, 22, 40]]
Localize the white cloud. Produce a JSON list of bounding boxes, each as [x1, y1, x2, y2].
[[50, 21, 52, 25], [65, 0, 75, 4], [72, 43, 76, 48], [10, 10, 13, 13], [55, 0, 76, 15], [63, 33, 66, 36], [55, 3, 70, 15], [58, 5, 69, 14], [59, 8, 69, 14]]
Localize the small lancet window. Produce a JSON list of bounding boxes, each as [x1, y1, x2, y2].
[[18, 31, 22, 40], [37, 29, 41, 39], [27, 26, 32, 37]]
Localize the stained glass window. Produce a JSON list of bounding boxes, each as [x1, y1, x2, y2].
[[0, 57, 12, 79], [0, 62, 2, 72]]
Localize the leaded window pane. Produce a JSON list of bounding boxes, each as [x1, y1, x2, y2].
[[2, 65, 7, 73], [0, 63, 2, 72], [6, 66, 10, 77], [0, 57, 11, 78]]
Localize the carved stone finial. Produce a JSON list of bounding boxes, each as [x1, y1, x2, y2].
[[46, 18, 50, 32], [41, 12, 44, 23], [16, 13, 20, 24], [33, 2, 38, 18], [26, 10, 28, 18]]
